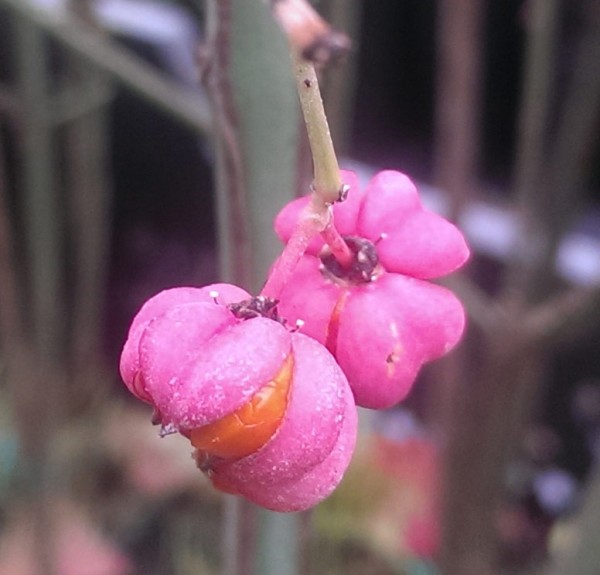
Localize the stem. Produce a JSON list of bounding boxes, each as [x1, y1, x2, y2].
[[206, 0, 253, 289], [260, 206, 324, 299], [293, 55, 341, 205], [320, 221, 353, 266], [260, 53, 353, 299], [433, 0, 482, 222], [296, 57, 353, 266]]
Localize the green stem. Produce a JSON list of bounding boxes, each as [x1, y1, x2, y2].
[[293, 55, 352, 268], [260, 53, 352, 299], [293, 54, 342, 206]]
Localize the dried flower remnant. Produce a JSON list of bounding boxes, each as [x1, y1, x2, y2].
[[274, 170, 470, 409], [268, 0, 350, 65]]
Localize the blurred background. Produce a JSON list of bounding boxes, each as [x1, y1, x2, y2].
[[0, 0, 599, 574]]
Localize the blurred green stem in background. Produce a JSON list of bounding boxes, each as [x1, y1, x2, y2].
[[204, 0, 301, 574], [0, 0, 211, 135]]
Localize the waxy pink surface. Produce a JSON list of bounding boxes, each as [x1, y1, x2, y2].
[[120, 284, 251, 404], [274, 169, 469, 408], [276, 170, 469, 278], [213, 334, 354, 499], [232, 379, 358, 512], [120, 284, 357, 511]]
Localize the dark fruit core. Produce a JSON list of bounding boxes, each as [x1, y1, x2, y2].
[[228, 296, 281, 322], [320, 236, 381, 285]]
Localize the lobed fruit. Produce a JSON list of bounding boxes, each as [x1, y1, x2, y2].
[[273, 169, 469, 409], [119, 285, 357, 511]]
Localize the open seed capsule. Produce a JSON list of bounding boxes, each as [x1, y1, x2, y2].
[[119, 285, 357, 511]]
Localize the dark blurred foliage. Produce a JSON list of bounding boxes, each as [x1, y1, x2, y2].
[[352, 0, 600, 198], [352, 0, 437, 178]]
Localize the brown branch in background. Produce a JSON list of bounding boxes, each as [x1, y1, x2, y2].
[[16, 13, 64, 361], [431, 2, 492, 573], [0, 107, 43, 457], [12, 13, 62, 575], [433, 0, 483, 221], [266, 0, 350, 65], [524, 286, 600, 350], [0, 83, 20, 124], [531, 0, 600, 285], [0, 99, 38, 455], [436, 2, 600, 574], [502, 0, 560, 305], [63, 1, 114, 410], [543, 0, 600, 226], [0, 128, 25, 357], [203, 0, 252, 288], [512, 0, 558, 216], [503, 0, 600, 376], [320, 0, 362, 157], [1, 24, 61, 575], [506, 0, 600, 305]]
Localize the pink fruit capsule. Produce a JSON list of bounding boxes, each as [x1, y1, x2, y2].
[[273, 169, 470, 409], [119, 285, 357, 511]]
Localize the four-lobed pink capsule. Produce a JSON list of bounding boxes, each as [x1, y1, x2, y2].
[[274, 170, 470, 409]]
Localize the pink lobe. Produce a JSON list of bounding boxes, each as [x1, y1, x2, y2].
[[378, 274, 466, 360], [357, 170, 421, 240], [120, 287, 207, 398], [336, 281, 421, 409], [276, 255, 340, 342], [119, 284, 251, 400], [213, 333, 348, 491], [140, 314, 291, 430], [336, 273, 465, 408], [136, 302, 237, 426], [375, 211, 470, 278], [239, 380, 357, 512]]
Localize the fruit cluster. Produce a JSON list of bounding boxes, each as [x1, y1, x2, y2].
[[119, 170, 469, 511]]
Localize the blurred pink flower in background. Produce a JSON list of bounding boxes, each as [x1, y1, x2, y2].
[[0, 500, 131, 575]]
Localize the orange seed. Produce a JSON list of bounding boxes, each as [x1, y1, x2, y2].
[[190, 354, 294, 460]]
